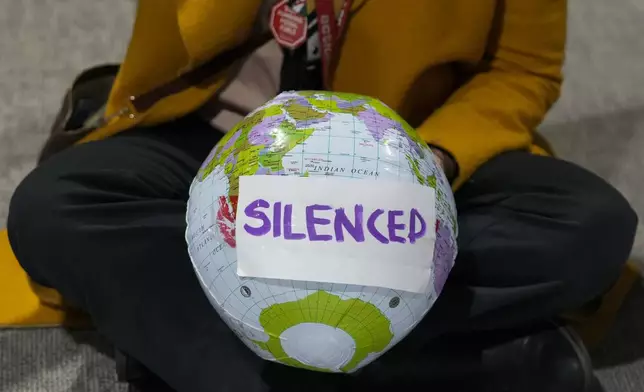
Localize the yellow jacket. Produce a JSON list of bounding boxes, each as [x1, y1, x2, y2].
[[83, 0, 566, 189]]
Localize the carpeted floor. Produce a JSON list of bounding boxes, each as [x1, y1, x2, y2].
[[1, 0, 643, 391]]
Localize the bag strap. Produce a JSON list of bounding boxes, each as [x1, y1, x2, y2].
[[38, 64, 120, 164], [130, 32, 274, 113]]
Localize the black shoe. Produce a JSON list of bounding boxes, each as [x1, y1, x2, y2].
[[480, 324, 594, 392], [351, 323, 592, 392]]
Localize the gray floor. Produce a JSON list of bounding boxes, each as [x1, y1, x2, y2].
[[1, 0, 643, 391]]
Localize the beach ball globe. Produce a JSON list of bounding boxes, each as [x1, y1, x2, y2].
[[185, 91, 458, 373]]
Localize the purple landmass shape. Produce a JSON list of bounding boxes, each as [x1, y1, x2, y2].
[[356, 108, 393, 142], [432, 220, 456, 295], [220, 131, 241, 153], [255, 166, 272, 175], [357, 107, 423, 155], [334, 97, 366, 109], [200, 149, 218, 172], [224, 152, 237, 168], [293, 97, 311, 107], [248, 114, 286, 146]]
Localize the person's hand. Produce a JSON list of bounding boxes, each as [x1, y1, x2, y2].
[[429, 147, 457, 183]]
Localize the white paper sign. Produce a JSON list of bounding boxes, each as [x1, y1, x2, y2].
[[235, 176, 437, 293]]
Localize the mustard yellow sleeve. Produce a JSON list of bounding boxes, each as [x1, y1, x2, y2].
[[91, 0, 261, 143], [417, 0, 567, 189]]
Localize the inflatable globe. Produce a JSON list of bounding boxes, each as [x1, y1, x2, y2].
[[185, 91, 457, 373]]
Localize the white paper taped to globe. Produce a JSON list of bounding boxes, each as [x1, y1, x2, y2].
[[185, 90, 458, 373], [236, 175, 437, 294]]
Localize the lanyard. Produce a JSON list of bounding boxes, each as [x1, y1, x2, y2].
[[315, 0, 353, 89], [271, 0, 353, 90]]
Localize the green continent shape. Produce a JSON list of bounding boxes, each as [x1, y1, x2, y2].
[[300, 91, 367, 115], [407, 154, 457, 233], [285, 101, 326, 121], [228, 145, 262, 195], [406, 154, 437, 189], [199, 109, 265, 180], [199, 105, 283, 194], [252, 291, 393, 373], [428, 174, 437, 189], [258, 120, 315, 172]]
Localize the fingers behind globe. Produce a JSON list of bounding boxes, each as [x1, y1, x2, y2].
[[430, 147, 445, 169], [429, 145, 458, 183]]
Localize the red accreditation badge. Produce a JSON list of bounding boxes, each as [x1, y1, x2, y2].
[[270, 0, 308, 50]]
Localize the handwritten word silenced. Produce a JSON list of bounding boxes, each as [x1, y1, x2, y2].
[[242, 199, 428, 244], [235, 176, 437, 292]]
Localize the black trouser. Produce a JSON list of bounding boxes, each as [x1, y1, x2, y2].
[[7, 114, 637, 392]]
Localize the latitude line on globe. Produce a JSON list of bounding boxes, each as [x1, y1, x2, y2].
[[264, 280, 298, 328], [282, 279, 306, 325], [397, 122, 402, 178], [326, 93, 332, 176], [300, 102, 306, 175], [236, 288, 260, 319], [349, 287, 384, 336], [292, 281, 309, 322], [250, 278, 272, 313], [219, 263, 247, 312], [229, 248, 259, 320], [302, 282, 313, 320], [319, 283, 335, 325], [334, 284, 350, 325], [239, 289, 265, 327], [394, 290, 417, 326], [351, 98, 357, 179], [373, 111, 381, 180], [332, 285, 365, 329], [282, 279, 306, 323], [308, 280, 321, 325]]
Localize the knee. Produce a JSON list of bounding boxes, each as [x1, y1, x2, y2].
[[8, 164, 57, 228], [7, 164, 66, 283], [563, 176, 637, 299]]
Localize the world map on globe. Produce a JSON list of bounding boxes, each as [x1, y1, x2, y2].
[[185, 91, 458, 373]]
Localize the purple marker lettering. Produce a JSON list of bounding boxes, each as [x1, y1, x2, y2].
[[306, 204, 332, 241], [387, 210, 406, 243], [334, 205, 365, 243], [367, 209, 389, 244], [273, 202, 282, 237], [243, 199, 271, 236], [284, 204, 306, 240], [408, 208, 427, 244]]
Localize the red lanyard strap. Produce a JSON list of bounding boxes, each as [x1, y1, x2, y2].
[[316, 0, 353, 89]]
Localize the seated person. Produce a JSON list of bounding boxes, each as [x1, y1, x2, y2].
[[7, 0, 637, 391]]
